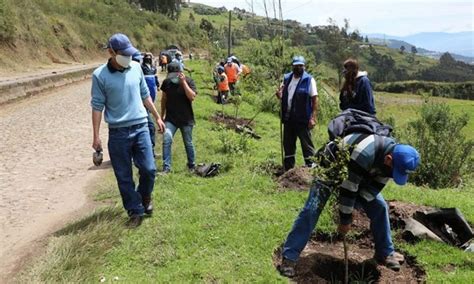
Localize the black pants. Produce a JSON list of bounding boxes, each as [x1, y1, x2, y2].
[[283, 122, 315, 170]]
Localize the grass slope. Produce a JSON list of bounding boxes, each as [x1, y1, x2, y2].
[[20, 60, 474, 283]]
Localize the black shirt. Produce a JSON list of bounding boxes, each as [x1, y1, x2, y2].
[[160, 77, 197, 127]]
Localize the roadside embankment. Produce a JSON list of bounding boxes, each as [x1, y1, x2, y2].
[[0, 63, 100, 104]]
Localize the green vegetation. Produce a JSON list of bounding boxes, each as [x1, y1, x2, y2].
[[5, 1, 474, 282], [374, 80, 474, 100], [20, 60, 474, 283]]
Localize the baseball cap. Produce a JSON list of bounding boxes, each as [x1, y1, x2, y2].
[[217, 66, 225, 72], [167, 61, 183, 84], [392, 144, 420, 185], [292, 55, 306, 65], [106, 33, 138, 56]]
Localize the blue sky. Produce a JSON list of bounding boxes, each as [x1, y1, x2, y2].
[[192, 0, 473, 36]]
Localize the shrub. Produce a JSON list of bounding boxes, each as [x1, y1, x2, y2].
[[401, 101, 473, 188], [217, 128, 252, 155]]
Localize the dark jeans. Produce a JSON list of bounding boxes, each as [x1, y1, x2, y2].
[[108, 123, 156, 216], [162, 121, 195, 171], [283, 121, 315, 170], [282, 180, 395, 262], [147, 113, 156, 153]]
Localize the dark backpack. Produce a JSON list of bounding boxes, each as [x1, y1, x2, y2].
[[195, 163, 221, 178], [317, 109, 393, 168], [327, 108, 393, 141]]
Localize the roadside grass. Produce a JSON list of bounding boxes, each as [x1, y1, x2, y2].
[[20, 60, 473, 283]]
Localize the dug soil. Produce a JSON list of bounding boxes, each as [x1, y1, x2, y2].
[[210, 111, 254, 129], [273, 200, 432, 283], [276, 167, 313, 191]]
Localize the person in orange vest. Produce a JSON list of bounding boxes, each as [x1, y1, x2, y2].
[[216, 66, 229, 104], [241, 64, 251, 78], [224, 58, 240, 95], [159, 53, 168, 72]]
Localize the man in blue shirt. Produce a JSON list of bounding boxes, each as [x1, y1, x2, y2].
[[278, 133, 420, 277], [91, 33, 165, 227]]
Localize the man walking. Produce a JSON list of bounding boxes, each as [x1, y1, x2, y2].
[[278, 133, 420, 277], [276, 56, 319, 171], [91, 33, 165, 227], [160, 62, 197, 173]]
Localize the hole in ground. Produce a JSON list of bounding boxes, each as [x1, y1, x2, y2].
[[310, 253, 380, 283]]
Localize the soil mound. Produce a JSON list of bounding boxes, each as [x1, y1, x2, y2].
[[276, 167, 313, 191]]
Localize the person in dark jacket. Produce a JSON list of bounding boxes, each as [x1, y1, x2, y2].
[[277, 133, 420, 277], [339, 58, 376, 114], [160, 62, 197, 173], [141, 53, 160, 157], [275, 56, 319, 171]]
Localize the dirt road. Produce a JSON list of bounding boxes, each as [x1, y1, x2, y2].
[[0, 78, 110, 279]]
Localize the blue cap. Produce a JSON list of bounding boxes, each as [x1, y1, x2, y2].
[[106, 33, 138, 56], [132, 51, 143, 62], [217, 66, 225, 72], [392, 144, 420, 185], [292, 55, 306, 65]]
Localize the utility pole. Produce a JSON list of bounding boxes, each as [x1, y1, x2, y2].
[[228, 11, 232, 57]]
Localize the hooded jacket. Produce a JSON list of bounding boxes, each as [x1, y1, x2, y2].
[[339, 71, 376, 114]]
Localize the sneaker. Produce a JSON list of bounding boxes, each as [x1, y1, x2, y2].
[[277, 258, 296, 278], [142, 196, 153, 215], [392, 252, 405, 264], [158, 169, 170, 176], [127, 214, 143, 228], [376, 253, 401, 271]]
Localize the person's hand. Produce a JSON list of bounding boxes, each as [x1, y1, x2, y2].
[[308, 117, 316, 129], [178, 72, 186, 84], [155, 117, 166, 133], [92, 137, 102, 151], [275, 85, 284, 99], [338, 224, 351, 236]]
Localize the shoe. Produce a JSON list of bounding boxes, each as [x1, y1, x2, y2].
[[158, 169, 170, 176], [277, 258, 296, 278], [142, 196, 153, 215], [127, 214, 143, 228], [376, 253, 401, 271], [392, 251, 405, 264]]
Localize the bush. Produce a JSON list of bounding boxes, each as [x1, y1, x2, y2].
[[401, 102, 473, 188], [217, 128, 252, 155]]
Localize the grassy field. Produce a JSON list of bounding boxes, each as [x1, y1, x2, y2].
[[20, 60, 473, 283]]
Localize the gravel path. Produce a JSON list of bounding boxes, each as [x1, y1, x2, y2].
[[0, 79, 108, 279]]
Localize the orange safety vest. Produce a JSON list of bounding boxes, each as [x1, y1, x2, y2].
[[224, 63, 239, 83], [241, 64, 251, 77], [160, 55, 167, 64], [217, 73, 230, 92]]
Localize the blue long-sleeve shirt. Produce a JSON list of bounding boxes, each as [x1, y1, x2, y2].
[[91, 60, 150, 128]]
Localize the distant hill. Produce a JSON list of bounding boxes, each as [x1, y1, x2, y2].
[[365, 32, 474, 64]]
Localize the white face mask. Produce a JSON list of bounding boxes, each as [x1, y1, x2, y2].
[[116, 54, 132, 68]]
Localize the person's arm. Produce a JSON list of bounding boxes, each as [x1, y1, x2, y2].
[[90, 73, 105, 151], [179, 73, 197, 102], [92, 110, 102, 151], [161, 91, 167, 119], [143, 96, 165, 133], [308, 78, 318, 128]]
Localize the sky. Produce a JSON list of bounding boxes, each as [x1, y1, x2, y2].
[[191, 0, 473, 36]]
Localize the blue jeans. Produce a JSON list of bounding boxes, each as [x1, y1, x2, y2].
[[162, 121, 195, 171], [282, 180, 394, 261], [108, 123, 156, 216], [147, 113, 156, 150]]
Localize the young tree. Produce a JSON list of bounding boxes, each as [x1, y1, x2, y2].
[[400, 45, 405, 54], [411, 46, 417, 54]]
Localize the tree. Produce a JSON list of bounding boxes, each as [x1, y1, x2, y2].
[[399, 45, 405, 54], [364, 35, 369, 43], [199, 18, 214, 38], [138, 0, 181, 19], [189, 11, 195, 22], [411, 46, 417, 54], [439, 52, 456, 66]]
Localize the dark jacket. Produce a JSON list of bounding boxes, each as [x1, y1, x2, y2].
[[339, 72, 376, 114], [281, 71, 314, 125]]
